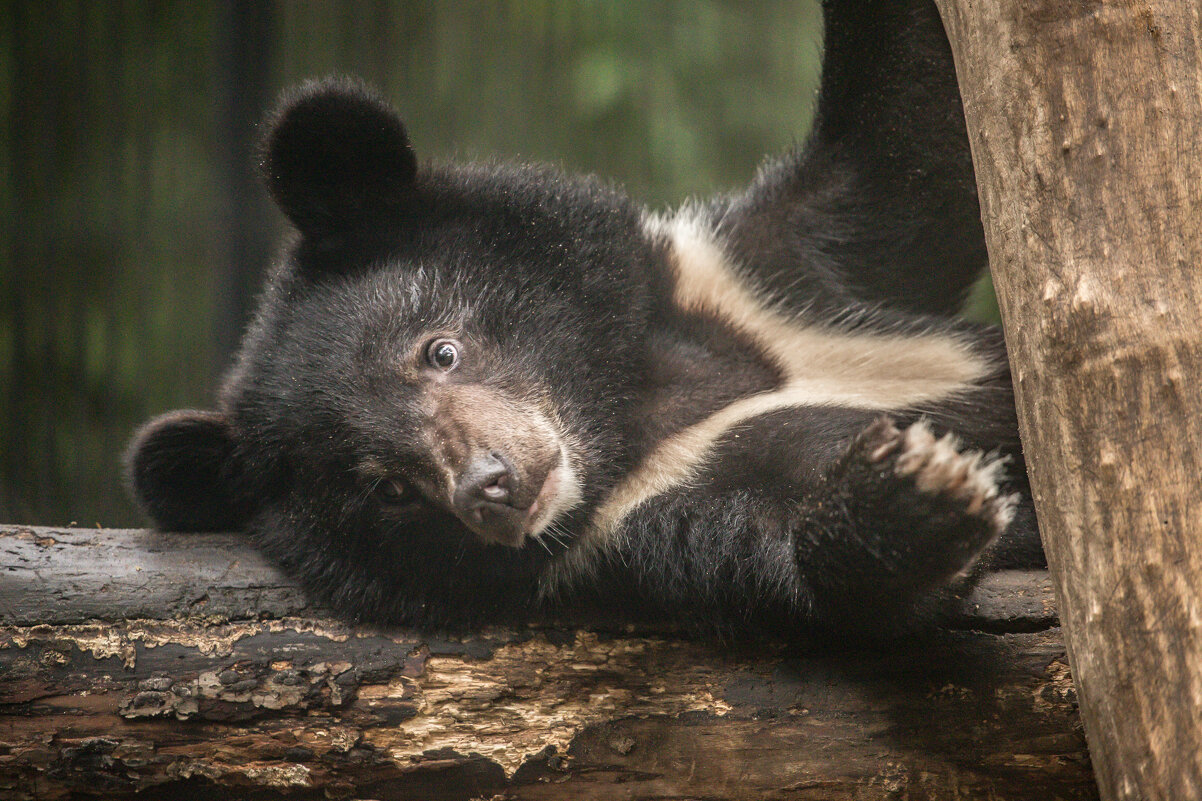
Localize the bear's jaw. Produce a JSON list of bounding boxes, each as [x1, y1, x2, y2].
[[525, 443, 583, 538]]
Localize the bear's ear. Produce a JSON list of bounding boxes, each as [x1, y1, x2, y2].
[[260, 76, 418, 237], [125, 410, 256, 532]]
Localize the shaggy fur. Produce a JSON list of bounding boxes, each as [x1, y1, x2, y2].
[[128, 0, 1043, 639]]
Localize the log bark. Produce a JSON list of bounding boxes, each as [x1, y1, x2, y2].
[[0, 525, 1096, 799], [932, 3, 1202, 800]]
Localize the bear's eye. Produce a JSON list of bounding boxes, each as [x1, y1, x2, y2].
[[374, 478, 412, 506], [425, 338, 461, 371]]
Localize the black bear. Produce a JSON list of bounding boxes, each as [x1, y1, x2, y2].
[[128, 0, 1043, 638]]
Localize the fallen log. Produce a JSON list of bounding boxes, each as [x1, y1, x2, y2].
[[0, 525, 1096, 800]]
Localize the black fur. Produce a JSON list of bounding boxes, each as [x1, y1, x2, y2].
[[127, 0, 1044, 639], [716, 0, 987, 318]]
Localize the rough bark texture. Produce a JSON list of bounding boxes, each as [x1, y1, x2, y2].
[[932, 3, 1202, 800], [0, 525, 1096, 800]]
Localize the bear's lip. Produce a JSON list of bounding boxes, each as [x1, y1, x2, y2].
[[459, 458, 563, 549], [523, 462, 563, 533], [463, 442, 579, 549]]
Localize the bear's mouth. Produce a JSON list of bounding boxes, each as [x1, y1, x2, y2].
[[453, 444, 582, 550], [510, 448, 583, 547]]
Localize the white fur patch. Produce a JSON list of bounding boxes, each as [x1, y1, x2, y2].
[[528, 441, 584, 537], [657, 213, 990, 406], [540, 210, 996, 595]]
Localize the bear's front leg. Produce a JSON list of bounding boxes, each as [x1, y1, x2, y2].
[[793, 417, 1017, 630]]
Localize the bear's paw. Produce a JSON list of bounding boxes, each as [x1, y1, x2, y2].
[[861, 417, 1017, 538]]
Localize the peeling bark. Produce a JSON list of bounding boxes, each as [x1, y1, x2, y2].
[[933, 2, 1202, 799], [1, 525, 1096, 799]]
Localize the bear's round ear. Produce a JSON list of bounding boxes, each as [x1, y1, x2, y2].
[[260, 76, 417, 237], [125, 410, 256, 532]]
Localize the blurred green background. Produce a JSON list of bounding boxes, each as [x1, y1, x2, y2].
[[1, 1, 996, 528]]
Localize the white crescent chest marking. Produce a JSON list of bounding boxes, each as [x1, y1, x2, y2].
[[540, 210, 993, 595]]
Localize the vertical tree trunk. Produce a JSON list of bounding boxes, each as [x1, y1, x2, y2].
[[932, 2, 1202, 799]]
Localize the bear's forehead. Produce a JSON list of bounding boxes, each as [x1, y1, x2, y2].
[[281, 263, 526, 348]]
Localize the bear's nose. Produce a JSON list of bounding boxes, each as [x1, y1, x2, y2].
[[453, 453, 518, 525]]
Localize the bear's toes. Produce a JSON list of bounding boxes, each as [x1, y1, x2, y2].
[[891, 420, 1017, 536]]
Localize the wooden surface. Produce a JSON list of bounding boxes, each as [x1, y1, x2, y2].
[[933, 2, 1202, 799], [0, 525, 1096, 799]]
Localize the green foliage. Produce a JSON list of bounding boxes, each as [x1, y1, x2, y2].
[[273, 1, 822, 205], [962, 272, 1003, 325]]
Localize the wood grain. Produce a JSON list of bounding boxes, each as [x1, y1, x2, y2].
[[933, 2, 1202, 799], [0, 525, 1095, 799]]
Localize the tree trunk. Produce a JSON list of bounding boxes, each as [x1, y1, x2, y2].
[[932, 2, 1202, 799], [0, 525, 1095, 800]]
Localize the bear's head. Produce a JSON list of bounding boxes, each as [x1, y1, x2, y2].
[[126, 78, 657, 625]]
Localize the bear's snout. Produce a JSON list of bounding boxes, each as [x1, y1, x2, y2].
[[453, 452, 526, 545]]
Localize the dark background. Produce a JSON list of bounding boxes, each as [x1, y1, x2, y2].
[[1, 1, 996, 527]]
